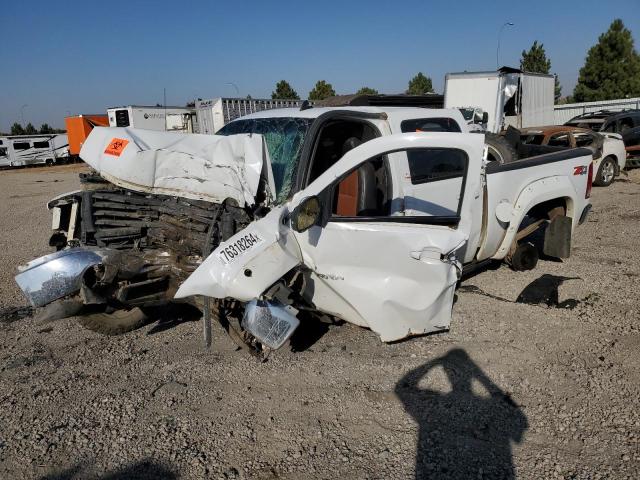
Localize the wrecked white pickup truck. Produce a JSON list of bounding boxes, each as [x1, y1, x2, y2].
[[15, 106, 594, 351]]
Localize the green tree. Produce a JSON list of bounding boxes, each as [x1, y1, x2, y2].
[[39, 123, 53, 134], [520, 40, 562, 103], [308, 80, 336, 101], [10, 123, 25, 135], [406, 72, 433, 95], [272, 80, 299, 100], [24, 123, 37, 135], [520, 40, 551, 73], [356, 86, 379, 95], [574, 19, 640, 102]]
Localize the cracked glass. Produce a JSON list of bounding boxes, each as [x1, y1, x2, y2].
[[217, 117, 313, 202]]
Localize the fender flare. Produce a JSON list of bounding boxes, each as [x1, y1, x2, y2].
[[491, 176, 574, 260]]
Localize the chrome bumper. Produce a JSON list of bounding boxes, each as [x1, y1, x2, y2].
[[15, 248, 106, 307]]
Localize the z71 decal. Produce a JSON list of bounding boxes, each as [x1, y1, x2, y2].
[[217, 232, 265, 265], [573, 165, 588, 175]]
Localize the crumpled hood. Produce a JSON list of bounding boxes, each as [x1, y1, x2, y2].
[[80, 127, 273, 206]]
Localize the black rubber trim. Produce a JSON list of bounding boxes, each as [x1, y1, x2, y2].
[[328, 215, 460, 226], [579, 204, 592, 225], [486, 147, 593, 174]]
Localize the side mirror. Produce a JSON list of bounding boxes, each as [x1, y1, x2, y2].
[[290, 196, 322, 233], [482, 112, 489, 124]]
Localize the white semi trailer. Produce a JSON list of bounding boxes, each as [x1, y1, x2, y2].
[[195, 97, 305, 134], [444, 67, 555, 133], [106, 105, 196, 133]]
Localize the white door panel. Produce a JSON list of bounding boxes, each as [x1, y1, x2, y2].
[[293, 132, 484, 342], [299, 222, 465, 341]]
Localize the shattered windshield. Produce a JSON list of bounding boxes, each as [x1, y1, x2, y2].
[[217, 117, 313, 202]]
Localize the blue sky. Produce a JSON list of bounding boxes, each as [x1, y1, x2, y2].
[[0, 0, 638, 131]]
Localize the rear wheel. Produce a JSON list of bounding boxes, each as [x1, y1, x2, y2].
[[510, 242, 539, 271], [485, 133, 517, 164], [594, 157, 616, 187]]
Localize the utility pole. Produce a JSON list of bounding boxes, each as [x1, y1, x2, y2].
[[496, 22, 515, 69], [20, 104, 28, 126]]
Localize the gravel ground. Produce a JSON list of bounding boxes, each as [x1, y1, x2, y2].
[[0, 165, 638, 480]]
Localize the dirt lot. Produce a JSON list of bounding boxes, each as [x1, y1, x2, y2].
[[0, 164, 639, 480]]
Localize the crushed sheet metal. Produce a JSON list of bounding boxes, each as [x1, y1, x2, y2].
[[80, 127, 268, 206], [175, 206, 302, 301]]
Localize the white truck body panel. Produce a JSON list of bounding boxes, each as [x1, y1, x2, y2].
[[174, 205, 303, 301], [518, 74, 556, 129], [195, 98, 306, 134], [445, 71, 555, 133], [477, 155, 591, 261], [445, 73, 502, 133], [80, 127, 268, 206], [107, 106, 195, 133]]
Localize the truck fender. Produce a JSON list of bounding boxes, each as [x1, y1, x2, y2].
[[491, 176, 574, 260], [174, 206, 303, 302]]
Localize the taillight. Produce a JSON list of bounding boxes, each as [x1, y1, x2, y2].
[[586, 162, 593, 199]]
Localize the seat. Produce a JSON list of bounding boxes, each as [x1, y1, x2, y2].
[[336, 163, 379, 216], [335, 137, 379, 216]]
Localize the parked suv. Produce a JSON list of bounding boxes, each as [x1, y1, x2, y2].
[[566, 110, 640, 169], [565, 109, 640, 135]]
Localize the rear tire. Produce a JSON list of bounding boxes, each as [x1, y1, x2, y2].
[[594, 157, 616, 187], [510, 242, 539, 271], [77, 308, 150, 336], [485, 133, 518, 164]]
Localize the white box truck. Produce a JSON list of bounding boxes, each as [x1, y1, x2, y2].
[[195, 97, 305, 134], [107, 106, 196, 133], [444, 67, 555, 133]]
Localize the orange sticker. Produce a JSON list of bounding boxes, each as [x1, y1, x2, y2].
[[104, 138, 129, 156]]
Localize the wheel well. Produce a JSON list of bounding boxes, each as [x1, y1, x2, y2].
[[515, 197, 573, 260], [524, 197, 570, 222]]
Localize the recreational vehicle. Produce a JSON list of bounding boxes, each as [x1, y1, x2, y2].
[[0, 134, 69, 167]]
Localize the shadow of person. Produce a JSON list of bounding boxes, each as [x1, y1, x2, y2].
[[395, 349, 528, 479]]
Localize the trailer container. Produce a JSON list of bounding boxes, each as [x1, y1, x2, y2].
[[195, 97, 305, 134], [445, 67, 555, 133], [65, 114, 109, 157], [106, 106, 195, 132]]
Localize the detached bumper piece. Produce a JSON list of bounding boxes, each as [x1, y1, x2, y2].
[[241, 300, 300, 350], [15, 248, 105, 307]]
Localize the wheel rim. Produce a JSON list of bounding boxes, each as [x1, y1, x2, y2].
[[486, 145, 504, 163], [601, 160, 615, 184]]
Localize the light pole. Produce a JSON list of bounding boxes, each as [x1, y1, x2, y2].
[[225, 82, 240, 97], [20, 104, 28, 126], [496, 22, 514, 69]]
